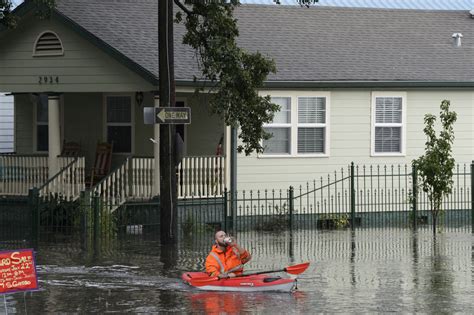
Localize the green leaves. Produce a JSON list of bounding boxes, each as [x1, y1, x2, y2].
[[0, 0, 56, 28], [177, 1, 278, 155], [413, 100, 457, 221]]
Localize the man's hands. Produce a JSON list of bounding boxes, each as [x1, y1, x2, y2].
[[217, 272, 236, 279]]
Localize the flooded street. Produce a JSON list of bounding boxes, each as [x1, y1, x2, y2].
[[2, 229, 473, 313]]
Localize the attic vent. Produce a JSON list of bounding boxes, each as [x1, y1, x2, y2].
[[452, 33, 463, 47], [33, 31, 64, 57]]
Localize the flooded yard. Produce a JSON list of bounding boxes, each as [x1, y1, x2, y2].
[[2, 228, 473, 313]]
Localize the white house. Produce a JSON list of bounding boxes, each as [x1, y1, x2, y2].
[[0, 1, 472, 200]]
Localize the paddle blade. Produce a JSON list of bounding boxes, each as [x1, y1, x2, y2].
[[284, 262, 310, 275]]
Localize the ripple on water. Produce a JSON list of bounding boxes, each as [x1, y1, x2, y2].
[[4, 228, 473, 313]]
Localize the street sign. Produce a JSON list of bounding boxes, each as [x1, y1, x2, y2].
[[143, 107, 191, 125]]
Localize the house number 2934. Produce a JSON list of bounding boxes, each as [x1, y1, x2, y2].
[[38, 76, 59, 84]]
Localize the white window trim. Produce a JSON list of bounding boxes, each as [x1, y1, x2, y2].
[[370, 91, 407, 157], [103, 93, 135, 155], [259, 91, 330, 158]]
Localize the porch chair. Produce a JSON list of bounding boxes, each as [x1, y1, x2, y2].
[[60, 140, 81, 157], [86, 142, 113, 188]]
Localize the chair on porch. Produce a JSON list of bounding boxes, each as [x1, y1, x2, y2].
[[60, 140, 81, 157], [86, 142, 113, 188]]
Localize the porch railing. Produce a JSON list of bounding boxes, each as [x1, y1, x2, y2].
[[128, 155, 226, 200], [92, 157, 130, 210], [90, 155, 226, 211], [178, 155, 226, 198], [0, 155, 85, 197], [0, 155, 48, 195], [38, 157, 85, 201]]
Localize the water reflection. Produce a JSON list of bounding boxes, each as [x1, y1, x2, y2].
[[1, 229, 473, 313], [186, 291, 307, 314], [425, 237, 455, 313]]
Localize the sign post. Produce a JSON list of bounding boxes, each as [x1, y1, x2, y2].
[[144, 107, 191, 125], [0, 249, 38, 296]]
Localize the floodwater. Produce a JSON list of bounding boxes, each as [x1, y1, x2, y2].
[[2, 228, 473, 313]]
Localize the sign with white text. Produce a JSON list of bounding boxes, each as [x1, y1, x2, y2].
[[0, 249, 38, 294], [143, 107, 191, 125]]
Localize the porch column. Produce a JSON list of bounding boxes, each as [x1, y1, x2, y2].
[[153, 92, 160, 196], [48, 94, 61, 178]]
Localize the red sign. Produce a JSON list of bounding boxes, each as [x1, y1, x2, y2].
[[0, 249, 38, 294]]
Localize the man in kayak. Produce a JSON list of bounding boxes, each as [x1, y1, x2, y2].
[[205, 230, 251, 279]]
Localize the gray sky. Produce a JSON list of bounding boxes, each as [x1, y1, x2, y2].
[[244, 0, 473, 9], [12, 0, 474, 10]]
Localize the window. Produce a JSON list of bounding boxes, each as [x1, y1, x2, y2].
[[36, 94, 48, 152], [263, 97, 291, 154], [371, 93, 406, 155], [262, 94, 329, 156], [106, 96, 132, 153], [297, 97, 326, 154]]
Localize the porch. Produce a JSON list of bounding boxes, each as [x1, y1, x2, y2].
[[0, 154, 227, 203]]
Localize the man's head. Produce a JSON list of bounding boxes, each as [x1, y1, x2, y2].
[[214, 230, 227, 247]]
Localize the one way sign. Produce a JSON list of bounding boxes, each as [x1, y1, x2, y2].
[[144, 107, 191, 125]]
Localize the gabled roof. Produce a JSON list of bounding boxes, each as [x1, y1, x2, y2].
[[12, 0, 474, 86]]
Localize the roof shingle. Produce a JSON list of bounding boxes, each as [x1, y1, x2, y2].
[[55, 0, 474, 83]]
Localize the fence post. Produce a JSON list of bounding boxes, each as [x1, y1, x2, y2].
[[29, 188, 39, 250], [92, 193, 101, 257], [350, 162, 356, 229], [289, 186, 294, 231], [471, 161, 473, 234], [80, 190, 91, 252], [412, 163, 418, 231]]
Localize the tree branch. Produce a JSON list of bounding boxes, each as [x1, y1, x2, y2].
[[174, 0, 193, 16]]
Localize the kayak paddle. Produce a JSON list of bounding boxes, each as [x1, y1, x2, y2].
[[190, 262, 310, 284]]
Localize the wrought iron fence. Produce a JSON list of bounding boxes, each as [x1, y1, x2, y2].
[[0, 196, 31, 249], [0, 162, 472, 254]]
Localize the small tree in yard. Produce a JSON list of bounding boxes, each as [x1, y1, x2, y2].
[[413, 100, 457, 235]]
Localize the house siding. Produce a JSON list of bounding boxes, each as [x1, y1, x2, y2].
[[63, 93, 103, 168], [0, 93, 14, 153], [0, 14, 155, 93], [186, 94, 224, 156], [237, 89, 474, 191]]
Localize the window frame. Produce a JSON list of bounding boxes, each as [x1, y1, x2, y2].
[[260, 91, 330, 158], [262, 97, 292, 155], [33, 94, 48, 153], [103, 93, 135, 155], [370, 92, 407, 157]]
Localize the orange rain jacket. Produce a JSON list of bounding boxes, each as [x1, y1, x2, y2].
[[205, 245, 251, 277]]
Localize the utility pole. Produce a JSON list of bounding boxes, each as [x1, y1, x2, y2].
[[158, 0, 177, 244]]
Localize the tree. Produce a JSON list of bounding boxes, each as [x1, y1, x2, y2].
[[1, 0, 55, 28], [163, 0, 317, 243], [175, 0, 318, 154], [413, 100, 457, 235]]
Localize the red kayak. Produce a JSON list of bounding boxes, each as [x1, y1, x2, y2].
[[182, 272, 297, 292]]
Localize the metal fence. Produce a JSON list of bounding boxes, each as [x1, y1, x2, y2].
[[229, 163, 472, 232], [0, 162, 472, 253]]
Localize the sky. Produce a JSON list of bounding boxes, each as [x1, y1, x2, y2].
[[11, 0, 474, 10], [243, 0, 473, 10]]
